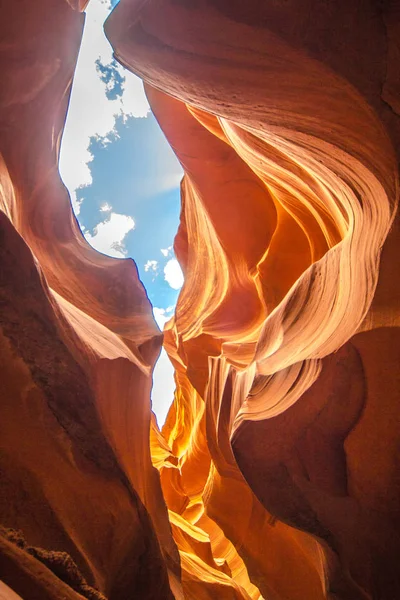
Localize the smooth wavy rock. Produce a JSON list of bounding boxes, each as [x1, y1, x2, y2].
[[1, 0, 400, 599], [106, 1, 400, 598], [0, 1, 180, 598]]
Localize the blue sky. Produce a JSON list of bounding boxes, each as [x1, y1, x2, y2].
[[79, 114, 183, 309], [59, 0, 182, 425]]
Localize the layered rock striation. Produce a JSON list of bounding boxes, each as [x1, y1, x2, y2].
[[106, 1, 400, 598], [0, 1, 179, 598], [1, 0, 400, 599]]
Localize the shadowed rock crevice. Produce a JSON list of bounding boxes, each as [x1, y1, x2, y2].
[[0, 527, 106, 600]]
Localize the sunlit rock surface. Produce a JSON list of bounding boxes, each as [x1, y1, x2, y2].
[[0, 1, 179, 598], [1, 0, 399, 599], [106, 1, 400, 599]]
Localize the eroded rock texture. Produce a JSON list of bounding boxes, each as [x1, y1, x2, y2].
[[106, 1, 400, 598], [0, 1, 179, 598], [1, 0, 400, 599]]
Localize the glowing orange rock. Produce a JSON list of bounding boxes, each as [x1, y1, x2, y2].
[[1, 0, 399, 598], [0, 1, 179, 598], [106, 0, 400, 598]]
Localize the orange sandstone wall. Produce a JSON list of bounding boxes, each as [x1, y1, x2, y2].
[[0, 1, 180, 598], [106, 1, 400, 599], [0, 0, 399, 599]]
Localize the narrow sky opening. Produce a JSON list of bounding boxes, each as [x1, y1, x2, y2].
[[59, 0, 183, 428]]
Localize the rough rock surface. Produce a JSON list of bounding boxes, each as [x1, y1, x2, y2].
[[1, 0, 400, 599]]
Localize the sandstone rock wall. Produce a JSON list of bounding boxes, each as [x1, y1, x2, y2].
[[106, 1, 400, 598], [0, 0, 399, 599], [0, 1, 179, 598]]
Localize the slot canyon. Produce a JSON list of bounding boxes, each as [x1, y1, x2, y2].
[[0, 1, 400, 599]]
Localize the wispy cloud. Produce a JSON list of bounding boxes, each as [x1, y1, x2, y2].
[[144, 260, 159, 273], [59, 0, 150, 215], [161, 246, 172, 257], [164, 259, 184, 290], [100, 202, 112, 212], [85, 212, 135, 258], [95, 58, 125, 101], [144, 259, 159, 280]]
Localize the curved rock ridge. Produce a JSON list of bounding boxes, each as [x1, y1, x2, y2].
[[1, 0, 400, 599], [0, 1, 180, 598], [105, 1, 400, 599]]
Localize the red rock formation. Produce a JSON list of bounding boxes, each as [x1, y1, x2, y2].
[[1, 0, 400, 599], [0, 1, 180, 598], [105, 1, 400, 598]]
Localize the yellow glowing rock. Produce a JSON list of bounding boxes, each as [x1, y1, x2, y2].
[[107, 1, 400, 598], [0, 0, 399, 599]]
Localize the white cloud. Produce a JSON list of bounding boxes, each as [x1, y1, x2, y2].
[[151, 305, 177, 425], [164, 259, 184, 290], [153, 306, 174, 329], [144, 260, 158, 273], [84, 212, 135, 258], [59, 0, 150, 216], [100, 202, 112, 212], [158, 172, 183, 193], [71, 193, 84, 216], [151, 348, 176, 427], [161, 246, 172, 257]]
